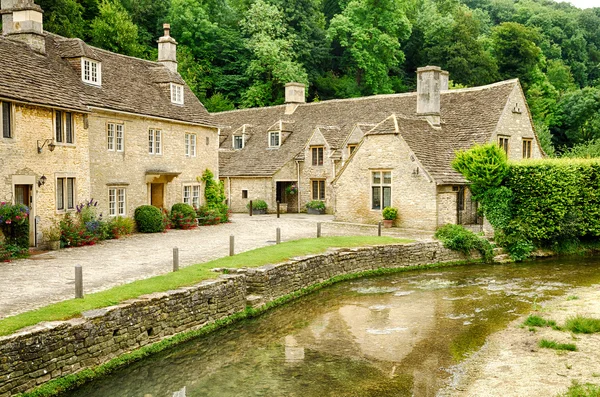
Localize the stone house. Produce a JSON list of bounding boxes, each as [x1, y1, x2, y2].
[[0, 0, 218, 246], [215, 66, 543, 229]]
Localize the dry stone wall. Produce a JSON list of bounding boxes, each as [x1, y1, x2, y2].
[[0, 241, 476, 396]]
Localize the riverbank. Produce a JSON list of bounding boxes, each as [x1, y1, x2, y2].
[[441, 283, 600, 397]]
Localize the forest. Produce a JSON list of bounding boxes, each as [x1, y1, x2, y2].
[[32, 0, 600, 156]]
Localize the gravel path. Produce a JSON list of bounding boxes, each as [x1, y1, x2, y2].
[[0, 214, 432, 319]]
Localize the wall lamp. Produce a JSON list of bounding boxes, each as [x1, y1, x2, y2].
[[38, 175, 47, 188], [37, 139, 56, 154]]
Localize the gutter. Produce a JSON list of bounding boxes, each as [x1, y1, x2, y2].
[[87, 106, 218, 129]]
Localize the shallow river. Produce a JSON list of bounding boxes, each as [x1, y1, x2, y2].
[[64, 256, 600, 397]]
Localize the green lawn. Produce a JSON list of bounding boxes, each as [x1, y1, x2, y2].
[[0, 236, 412, 336]]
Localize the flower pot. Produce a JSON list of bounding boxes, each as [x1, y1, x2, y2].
[[307, 208, 325, 215], [48, 240, 61, 250], [383, 220, 393, 228]]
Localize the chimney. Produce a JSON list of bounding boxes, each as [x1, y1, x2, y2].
[[1, 0, 45, 54], [158, 23, 177, 73], [416, 66, 448, 126], [284, 82, 305, 115]]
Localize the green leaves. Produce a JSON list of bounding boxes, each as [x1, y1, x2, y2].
[[452, 144, 509, 197]]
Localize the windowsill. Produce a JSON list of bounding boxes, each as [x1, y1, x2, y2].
[[56, 209, 76, 215], [55, 143, 76, 148], [82, 81, 102, 87]]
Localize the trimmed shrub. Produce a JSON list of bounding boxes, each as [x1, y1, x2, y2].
[[382, 207, 398, 220], [196, 206, 223, 225], [0, 202, 30, 249], [134, 205, 165, 233], [247, 200, 268, 211], [170, 203, 197, 230], [452, 143, 509, 197], [435, 224, 494, 262], [306, 200, 326, 211]]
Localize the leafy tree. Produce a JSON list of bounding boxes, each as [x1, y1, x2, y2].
[[120, 0, 170, 51], [89, 0, 143, 57], [554, 87, 600, 146], [491, 22, 542, 87], [452, 143, 509, 197], [328, 0, 412, 94], [35, 0, 86, 38]]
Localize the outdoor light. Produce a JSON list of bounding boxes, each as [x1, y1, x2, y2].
[[37, 139, 56, 154], [38, 175, 47, 187]]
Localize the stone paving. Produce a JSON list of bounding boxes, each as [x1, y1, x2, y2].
[[0, 213, 433, 319]]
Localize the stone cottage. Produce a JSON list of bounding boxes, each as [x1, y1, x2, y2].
[[214, 66, 543, 228], [0, 0, 219, 246]]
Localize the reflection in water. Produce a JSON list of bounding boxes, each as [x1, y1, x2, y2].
[[64, 257, 600, 397]]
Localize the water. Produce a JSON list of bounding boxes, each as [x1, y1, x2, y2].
[[64, 256, 600, 397]]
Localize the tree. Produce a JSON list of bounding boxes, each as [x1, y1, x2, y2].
[[554, 87, 600, 147], [328, 0, 412, 94], [89, 0, 143, 57], [491, 22, 542, 87], [35, 0, 86, 38], [120, 0, 170, 51]]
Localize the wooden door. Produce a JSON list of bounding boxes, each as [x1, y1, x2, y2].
[[151, 183, 164, 209], [14, 184, 34, 246]]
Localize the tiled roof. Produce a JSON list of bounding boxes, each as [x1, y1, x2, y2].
[[214, 80, 517, 183], [0, 33, 215, 127]]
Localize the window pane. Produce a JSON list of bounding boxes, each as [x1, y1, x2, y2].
[[55, 111, 63, 142], [183, 186, 191, 204], [185, 134, 189, 156], [148, 130, 154, 153], [191, 134, 196, 156], [107, 123, 114, 150], [84, 60, 90, 81], [57, 178, 64, 210], [192, 186, 200, 208], [312, 148, 317, 166], [155, 131, 161, 154], [372, 187, 381, 210], [109, 188, 116, 216], [312, 180, 318, 200], [91, 62, 97, 82], [118, 189, 125, 215], [2, 102, 11, 138], [67, 178, 75, 209], [383, 187, 391, 208], [65, 112, 73, 143], [319, 181, 325, 200], [319, 148, 323, 165], [383, 172, 392, 184], [116, 124, 123, 151]]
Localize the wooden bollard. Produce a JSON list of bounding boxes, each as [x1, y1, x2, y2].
[[276, 228, 281, 244], [230, 235, 235, 256], [249, 200, 253, 216], [378, 221, 382, 236], [173, 247, 179, 272], [277, 201, 280, 218], [75, 265, 83, 299], [317, 222, 322, 238]]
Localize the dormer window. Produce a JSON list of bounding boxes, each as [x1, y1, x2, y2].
[[171, 83, 184, 104], [233, 135, 244, 150], [81, 58, 101, 86], [269, 131, 280, 148]]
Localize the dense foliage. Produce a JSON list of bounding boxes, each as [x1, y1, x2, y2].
[[382, 206, 398, 220], [0, 202, 30, 250], [200, 169, 229, 223], [306, 200, 326, 211], [434, 224, 493, 262], [247, 199, 268, 211], [134, 205, 165, 233], [452, 144, 509, 197], [170, 203, 197, 229], [38, 0, 600, 154]]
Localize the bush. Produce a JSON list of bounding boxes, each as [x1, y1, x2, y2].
[[200, 169, 229, 222], [382, 207, 398, 220], [247, 200, 268, 211], [60, 213, 98, 247], [0, 202, 30, 249], [196, 206, 223, 225], [305, 200, 325, 211], [170, 203, 197, 230], [452, 143, 509, 197], [107, 217, 134, 239], [0, 240, 28, 262], [134, 205, 165, 233], [435, 224, 494, 263]]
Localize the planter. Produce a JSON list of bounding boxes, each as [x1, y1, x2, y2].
[[252, 209, 267, 215], [307, 208, 325, 215], [47, 240, 61, 250], [383, 220, 393, 228]]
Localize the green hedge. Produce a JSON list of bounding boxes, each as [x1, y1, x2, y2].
[[134, 206, 165, 233]]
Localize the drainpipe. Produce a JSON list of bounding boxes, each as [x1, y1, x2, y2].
[[296, 161, 301, 213], [227, 177, 231, 207]]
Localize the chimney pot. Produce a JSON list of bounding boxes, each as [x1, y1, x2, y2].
[[163, 23, 171, 36], [1, 0, 46, 54], [158, 22, 178, 73]]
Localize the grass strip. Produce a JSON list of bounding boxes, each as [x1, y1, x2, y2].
[[564, 315, 600, 334], [0, 236, 411, 336], [17, 259, 474, 397], [539, 339, 577, 352], [559, 381, 600, 397], [523, 315, 559, 329]]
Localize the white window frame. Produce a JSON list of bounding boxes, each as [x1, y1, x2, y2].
[[371, 170, 392, 211], [56, 176, 76, 212], [269, 131, 280, 148], [1, 101, 14, 139], [81, 58, 101, 86], [185, 133, 196, 157], [54, 110, 75, 145], [149, 128, 162, 155], [183, 184, 201, 208], [170, 83, 184, 105], [108, 187, 126, 217], [233, 135, 244, 150]]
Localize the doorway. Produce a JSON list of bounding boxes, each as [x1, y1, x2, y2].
[[14, 184, 35, 246], [150, 183, 165, 209], [276, 181, 298, 213]]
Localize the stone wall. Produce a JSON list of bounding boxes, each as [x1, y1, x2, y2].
[[0, 241, 476, 396]]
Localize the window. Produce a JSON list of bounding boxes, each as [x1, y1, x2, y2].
[[242, 190, 248, 199], [523, 138, 532, 159], [371, 171, 391, 210], [2, 101, 12, 138], [183, 185, 200, 208], [56, 177, 76, 211], [498, 136, 509, 155], [55, 110, 74, 144], [348, 145, 357, 155], [311, 147, 324, 166], [170, 83, 184, 104], [81, 58, 101, 86], [311, 180, 325, 201], [149, 129, 162, 154], [185, 133, 196, 157], [108, 188, 126, 216], [206, 136, 210, 146], [233, 135, 244, 150], [269, 131, 280, 147], [107, 123, 124, 151]]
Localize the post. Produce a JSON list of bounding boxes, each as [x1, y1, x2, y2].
[[276, 227, 281, 244], [230, 235, 235, 256], [317, 222, 321, 238], [249, 200, 253, 216], [173, 247, 179, 272], [277, 201, 280, 218], [75, 265, 83, 299], [378, 221, 382, 236]]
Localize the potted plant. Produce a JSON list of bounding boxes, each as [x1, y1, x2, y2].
[[247, 200, 268, 215], [44, 224, 62, 250], [382, 207, 398, 228], [306, 200, 326, 215], [285, 183, 298, 195]]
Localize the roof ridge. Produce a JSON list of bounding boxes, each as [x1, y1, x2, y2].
[[441, 79, 518, 94]]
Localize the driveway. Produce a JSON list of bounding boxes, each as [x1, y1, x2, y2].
[[0, 214, 433, 319]]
